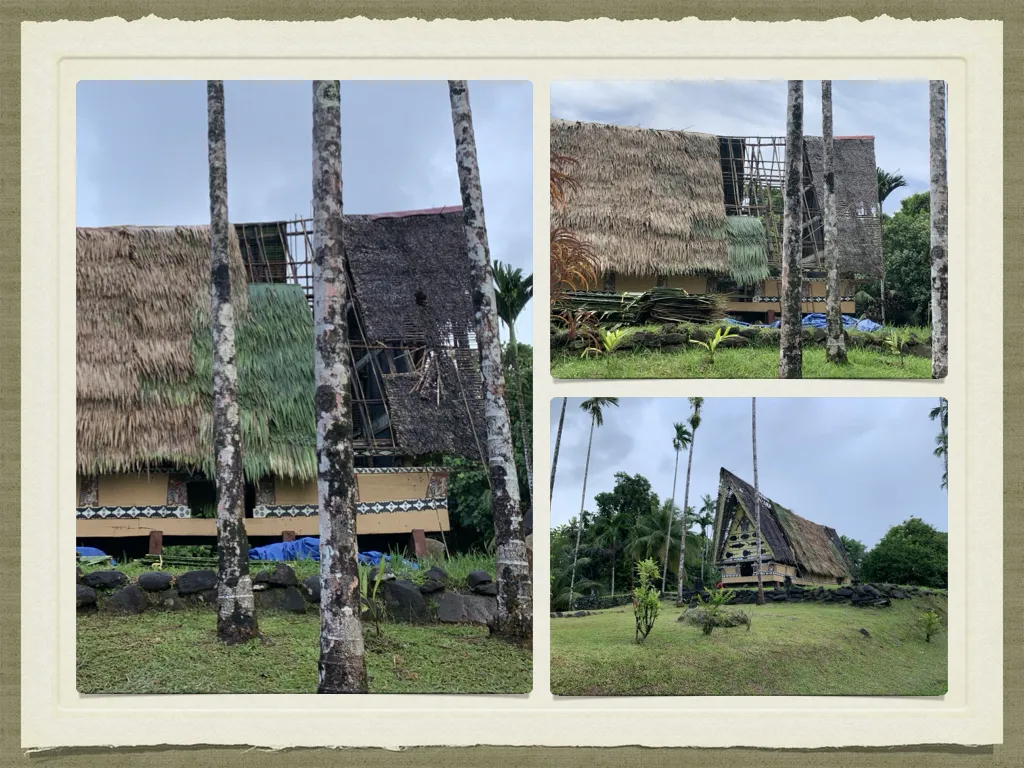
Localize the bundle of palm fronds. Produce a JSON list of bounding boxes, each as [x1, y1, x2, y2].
[[553, 287, 726, 327], [726, 215, 770, 286]]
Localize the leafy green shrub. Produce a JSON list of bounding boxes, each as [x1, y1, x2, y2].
[[920, 609, 942, 643], [162, 544, 214, 559], [631, 558, 661, 644], [689, 325, 738, 364], [694, 587, 740, 635], [359, 563, 388, 636]]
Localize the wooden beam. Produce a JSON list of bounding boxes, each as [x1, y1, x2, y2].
[[148, 530, 163, 556]]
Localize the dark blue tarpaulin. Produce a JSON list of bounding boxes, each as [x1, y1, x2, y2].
[[76, 546, 115, 565], [726, 314, 883, 332], [247, 538, 418, 569]]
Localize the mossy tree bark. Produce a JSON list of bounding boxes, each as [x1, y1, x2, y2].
[[312, 80, 369, 693], [206, 81, 258, 645], [550, 397, 567, 501], [448, 80, 532, 642], [779, 80, 805, 379], [821, 81, 848, 364], [929, 81, 949, 379]]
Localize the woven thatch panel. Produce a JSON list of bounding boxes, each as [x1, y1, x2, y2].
[[551, 118, 730, 277], [382, 354, 487, 462], [345, 210, 474, 345], [77, 225, 248, 476], [714, 468, 852, 580], [803, 136, 884, 277]]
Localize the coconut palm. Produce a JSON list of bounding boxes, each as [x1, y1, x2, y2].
[[779, 80, 805, 379], [311, 80, 368, 692], [877, 167, 909, 207], [752, 397, 765, 605], [550, 397, 567, 501], [930, 397, 948, 490], [929, 81, 949, 379], [631, 499, 683, 578], [569, 397, 619, 609], [551, 526, 602, 612], [592, 504, 631, 597], [448, 80, 531, 640], [494, 260, 534, 491], [696, 493, 717, 586], [205, 80, 258, 646], [660, 422, 692, 592], [675, 397, 704, 595], [821, 81, 847, 364]]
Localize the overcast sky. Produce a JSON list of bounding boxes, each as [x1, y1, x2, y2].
[[551, 80, 930, 215], [549, 398, 947, 549], [77, 80, 534, 342]]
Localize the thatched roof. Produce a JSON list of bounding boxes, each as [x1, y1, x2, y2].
[[550, 118, 730, 277], [803, 136, 884, 277], [712, 468, 852, 580], [77, 212, 486, 479], [346, 207, 476, 346]]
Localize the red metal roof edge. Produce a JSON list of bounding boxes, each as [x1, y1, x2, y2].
[[368, 205, 463, 220], [834, 135, 875, 140]]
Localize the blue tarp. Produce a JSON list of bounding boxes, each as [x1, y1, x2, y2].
[[248, 537, 320, 562], [725, 314, 883, 332], [247, 538, 418, 569], [76, 546, 114, 565]]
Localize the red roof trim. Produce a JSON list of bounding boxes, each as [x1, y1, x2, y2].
[[368, 205, 462, 220], [835, 135, 874, 140]]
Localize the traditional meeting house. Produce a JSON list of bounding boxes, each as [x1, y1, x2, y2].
[[76, 206, 488, 557], [711, 468, 853, 587], [550, 118, 883, 323]]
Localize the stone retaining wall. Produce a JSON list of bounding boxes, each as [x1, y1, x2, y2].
[[77, 565, 498, 627]]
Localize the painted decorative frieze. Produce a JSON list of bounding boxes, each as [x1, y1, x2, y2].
[[256, 476, 276, 506], [76, 505, 191, 520], [253, 497, 449, 519], [166, 475, 189, 506], [78, 475, 99, 507]]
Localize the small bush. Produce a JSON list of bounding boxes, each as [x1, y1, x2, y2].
[[632, 558, 661, 644], [694, 587, 740, 635], [920, 609, 942, 643]]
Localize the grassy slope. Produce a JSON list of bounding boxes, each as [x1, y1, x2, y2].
[[552, 346, 931, 379], [77, 609, 531, 694], [550, 596, 947, 696]]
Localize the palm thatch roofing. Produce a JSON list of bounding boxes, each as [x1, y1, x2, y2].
[[550, 118, 730, 278], [77, 212, 486, 481], [725, 215, 770, 285], [712, 468, 852, 580], [803, 136, 884, 277]]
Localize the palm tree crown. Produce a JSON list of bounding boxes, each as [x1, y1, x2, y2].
[[580, 397, 619, 427], [877, 167, 909, 207], [493, 260, 533, 343]]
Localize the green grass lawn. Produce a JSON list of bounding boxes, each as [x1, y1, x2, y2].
[[551, 596, 947, 696], [77, 608, 531, 694], [551, 346, 931, 379]]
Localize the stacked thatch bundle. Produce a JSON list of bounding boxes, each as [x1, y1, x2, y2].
[[803, 136, 884, 277], [550, 118, 730, 278], [712, 468, 853, 582]]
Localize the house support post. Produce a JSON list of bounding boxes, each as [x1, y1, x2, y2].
[[148, 530, 163, 556], [282, 530, 296, 542], [410, 528, 428, 559]]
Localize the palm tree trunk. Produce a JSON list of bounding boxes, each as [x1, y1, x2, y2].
[[311, 80, 368, 693], [569, 415, 595, 610], [206, 80, 258, 646], [507, 323, 533, 491], [676, 438, 696, 596], [752, 397, 765, 605], [449, 80, 531, 640], [660, 449, 680, 593], [822, 81, 847, 364], [779, 80, 804, 379], [550, 397, 567, 501], [929, 81, 949, 379]]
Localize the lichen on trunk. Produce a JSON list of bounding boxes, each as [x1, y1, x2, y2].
[[929, 81, 949, 380], [206, 80, 259, 646], [311, 80, 369, 693], [448, 80, 532, 643], [821, 80, 847, 364], [778, 80, 805, 379]]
